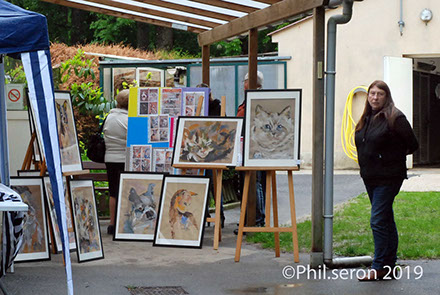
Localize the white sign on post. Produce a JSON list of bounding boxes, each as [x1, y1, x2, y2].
[[5, 83, 25, 110]]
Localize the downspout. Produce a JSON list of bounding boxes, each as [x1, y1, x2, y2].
[[398, 0, 405, 36], [323, 0, 372, 267]]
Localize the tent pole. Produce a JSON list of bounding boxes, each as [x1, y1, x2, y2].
[[0, 54, 10, 186]]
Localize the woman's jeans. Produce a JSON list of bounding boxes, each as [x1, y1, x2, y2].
[[365, 180, 403, 270]]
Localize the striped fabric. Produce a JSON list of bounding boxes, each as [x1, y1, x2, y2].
[[0, 184, 25, 278], [21, 50, 73, 295]]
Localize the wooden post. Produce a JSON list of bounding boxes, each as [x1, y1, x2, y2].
[[202, 45, 210, 86], [248, 28, 258, 90], [246, 27, 259, 226], [311, 5, 326, 268]]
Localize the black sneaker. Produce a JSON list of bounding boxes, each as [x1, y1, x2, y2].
[[233, 228, 246, 235], [107, 225, 115, 235]]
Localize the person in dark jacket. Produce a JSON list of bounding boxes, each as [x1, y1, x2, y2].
[[355, 80, 418, 281]]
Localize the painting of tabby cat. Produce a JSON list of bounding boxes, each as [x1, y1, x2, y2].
[[244, 90, 301, 167], [173, 117, 243, 167]]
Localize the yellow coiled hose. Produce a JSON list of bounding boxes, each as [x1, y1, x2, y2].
[[341, 85, 368, 162]]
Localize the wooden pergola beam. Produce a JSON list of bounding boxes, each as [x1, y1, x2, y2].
[[255, 0, 283, 4], [87, 0, 219, 28], [189, 0, 257, 14], [135, 0, 238, 22], [41, 0, 207, 33], [198, 0, 326, 46]]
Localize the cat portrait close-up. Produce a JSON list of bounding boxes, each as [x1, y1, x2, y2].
[[250, 104, 295, 159], [180, 122, 236, 163]]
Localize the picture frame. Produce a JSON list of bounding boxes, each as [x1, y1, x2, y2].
[[153, 175, 209, 248], [17, 170, 44, 177], [114, 172, 165, 241], [172, 116, 243, 167], [54, 90, 83, 173], [128, 144, 152, 172], [27, 97, 44, 163], [43, 176, 77, 252], [181, 88, 209, 116], [10, 177, 50, 262], [69, 179, 104, 262], [243, 89, 301, 167], [152, 148, 174, 173], [137, 87, 159, 116]]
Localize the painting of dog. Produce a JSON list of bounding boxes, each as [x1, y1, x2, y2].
[[115, 173, 164, 241], [154, 176, 209, 248]]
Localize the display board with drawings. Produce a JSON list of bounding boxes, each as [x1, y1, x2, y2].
[[126, 87, 210, 174]]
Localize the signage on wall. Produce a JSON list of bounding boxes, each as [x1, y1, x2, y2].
[[5, 83, 25, 110]]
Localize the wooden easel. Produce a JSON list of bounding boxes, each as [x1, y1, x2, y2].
[[234, 166, 300, 263], [172, 95, 228, 250]]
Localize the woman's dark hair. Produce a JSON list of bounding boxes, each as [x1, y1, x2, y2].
[[355, 80, 399, 131]]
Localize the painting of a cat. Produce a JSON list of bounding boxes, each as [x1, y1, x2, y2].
[[244, 90, 301, 167], [174, 118, 243, 166], [250, 104, 295, 159]]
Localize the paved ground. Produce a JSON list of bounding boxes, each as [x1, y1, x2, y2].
[[3, 169, 439, 294]]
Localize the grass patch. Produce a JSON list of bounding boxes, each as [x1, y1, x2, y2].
[[246, 191, 440, 259]]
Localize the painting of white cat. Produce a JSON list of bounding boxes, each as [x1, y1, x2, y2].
[[244, 90, 301, 167]]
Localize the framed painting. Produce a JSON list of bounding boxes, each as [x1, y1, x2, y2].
[[114, 172, 165, 241], [243, 90, 302, 167], [172, 117, 243, 167], [10, 177, 50, 262], [54, 90, 83, 173], [153, 175, 209, 248], [69, 180, 104, 262], [43, 176, 76, 252]]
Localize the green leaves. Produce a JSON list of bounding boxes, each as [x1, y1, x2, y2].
[[61, 49, 111, 116]]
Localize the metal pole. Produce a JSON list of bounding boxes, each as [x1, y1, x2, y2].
[[0, 54, 10, 186], [323, 0, 353, 264]]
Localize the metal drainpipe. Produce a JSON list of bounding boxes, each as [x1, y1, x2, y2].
[[323, 0, 373, 268], [398, 0, 405, 36]]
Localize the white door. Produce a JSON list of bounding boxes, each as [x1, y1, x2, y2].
[[383, 56, 414, 168]]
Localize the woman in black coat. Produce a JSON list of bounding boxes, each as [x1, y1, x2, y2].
[[355, 80, 418, 281]]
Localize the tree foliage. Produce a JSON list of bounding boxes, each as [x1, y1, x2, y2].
[[8, 0, 289, 56]]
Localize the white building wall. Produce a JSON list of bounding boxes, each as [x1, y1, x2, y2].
[[7, 111, 31, 176], [271, 0, 440, 168]]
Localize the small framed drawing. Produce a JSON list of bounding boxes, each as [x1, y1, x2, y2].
[[43, 176, 76, 252], [243, 89, 301, 167], [153, 175, 209, 248], [152, 148, 174, 173], [129, 144, 152, 172], [114, 172, 165, 241], [69, 179, 104, 262], [10, 177, 50, 262], [138, 87, 159, 116], [54, 91, 83, 173], [172, 117, 243, 167]]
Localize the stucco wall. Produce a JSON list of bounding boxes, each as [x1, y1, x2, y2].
[[7, 111, 31, 176], [271, 0, 440, 168]]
